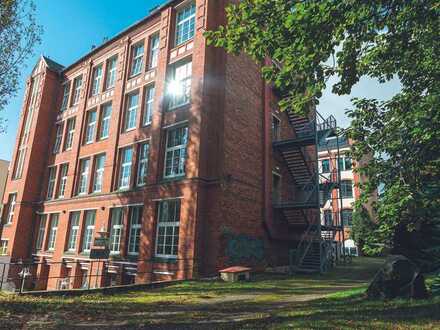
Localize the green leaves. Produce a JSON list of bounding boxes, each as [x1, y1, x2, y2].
[[206, 0, 440, 268]]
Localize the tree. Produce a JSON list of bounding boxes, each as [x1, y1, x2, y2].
[[0, 0, 42, 133], [206, 1, 440, 270]]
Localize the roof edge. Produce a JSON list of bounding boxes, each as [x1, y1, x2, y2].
[[62, 0, 176, 74]]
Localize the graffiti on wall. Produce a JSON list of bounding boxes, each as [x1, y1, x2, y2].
[[222, 227, 265, 265]]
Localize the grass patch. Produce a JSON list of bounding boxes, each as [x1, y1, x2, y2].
[[0, 257, 439, 329]]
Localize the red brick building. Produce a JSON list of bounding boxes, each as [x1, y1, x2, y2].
[[0, 0, 338, 291]]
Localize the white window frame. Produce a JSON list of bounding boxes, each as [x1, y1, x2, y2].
[[92, 154, 105, 193], [35, 214, 47, 251], [119, 147, 133, 189], [67, 212, 80, 252], [13, 146, 26, 179], [82, 211, 95, 253], [137, 143, 149, 186], [47, 214, 59, 251], [125, 93, 139, 131], [64, 118, 76, 151], [77, 158, 90, 195], [105, 56, 118, 90], [271, 115, 281, 141], [72, 76, 83, 106], [164, 126, 188, 179], [148, 34, 160, 69], [128, 206, 143, 255], [155, 199, 180, 258], [0, 240, 8, 256], [57, 163, 69, 198], [60, 82, 70, 111], [130, 43, 144, 77], [90, 65, 103, 96], [340, 180, 354, 199], [5, 193, 17, 224], [342, 209, 353, 227], [53, 123, 64, 154], [85, 110, 97, 144], [175, 3, 196, 46], [99, 103, 112, 140], [109, 208, 124, 254], [47, 167, 56, 200], [142, 85, 155, 126], [168, 60, 192, 109]]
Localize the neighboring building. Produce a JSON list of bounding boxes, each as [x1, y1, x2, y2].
[[0, 0, 339, 291], [318, 135, 363, 256]]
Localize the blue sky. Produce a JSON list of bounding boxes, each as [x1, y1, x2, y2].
[[0, 0, 401, 161]]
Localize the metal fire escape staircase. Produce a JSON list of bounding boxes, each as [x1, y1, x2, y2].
[[273, 112, 339, 273]]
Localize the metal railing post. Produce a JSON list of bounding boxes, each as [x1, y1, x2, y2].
[[0, 264, 5, 290]]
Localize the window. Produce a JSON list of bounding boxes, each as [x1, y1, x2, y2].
[[272, 115, 280, 140], [67, 212, 80, 252], [155, 199, 180, 257], [77, 158, 90, 195], [90, 65, 103, 96], [13, 146, 26, 179], [128, 206, 143, 255], [164, 127, 188, 178], [175, 3, 196, 46], [124, 93, 139, 131], [35, 215, 47, 251], [168, 60, 192, 108], [118, 147, 133, 189], [130, 43, 144, 77], [92, 154, 105, 193], [60, 82, 70, 112], [105, 56, 118, 90], [53, 123, 64, 154], [47, 214, 59, 251], [321, 159, 330, 173], [338, 156, 353, 171], [272, 173, 281, 203], [99, 103, 112, 140], [0, 240, 7, 256], [64, 118, 76, 150], [340, 180, 353, 198], [342, 209, 353, 227], [5, 193, 17, 224], [47, 167, 56, 200], [109, 208, 123, 254], [137, 143, 149, 186], [148, 34, 160, 69], [81, 210, 95, 252], [84, 110, 97, 144], [324, 210, 333, 226], [57, 163, 69, 198], [72, 75, 83, 106], [142, 85, 155, 126]]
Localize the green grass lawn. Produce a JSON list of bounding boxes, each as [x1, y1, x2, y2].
[[0, 257, 439, 329]]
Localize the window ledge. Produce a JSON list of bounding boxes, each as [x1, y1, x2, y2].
[[153, 256, 177, 264], [161, 175, 185, 184], [167, 102, 191, 112]]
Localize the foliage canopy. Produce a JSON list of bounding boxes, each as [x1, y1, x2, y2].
[[206, 0, 440, 269], [0, 0, 41, 133]]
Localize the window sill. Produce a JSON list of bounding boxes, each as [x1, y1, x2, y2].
[[153, 256, 177, 264], [167, 102, 190, 112], [123, 127, 137, 133], [128, 72, 142, 80], [161, 175, 185, 183]]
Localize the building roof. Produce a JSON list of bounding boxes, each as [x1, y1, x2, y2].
[[62, 0, 176, 73], [42, 56, 65, 73]]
